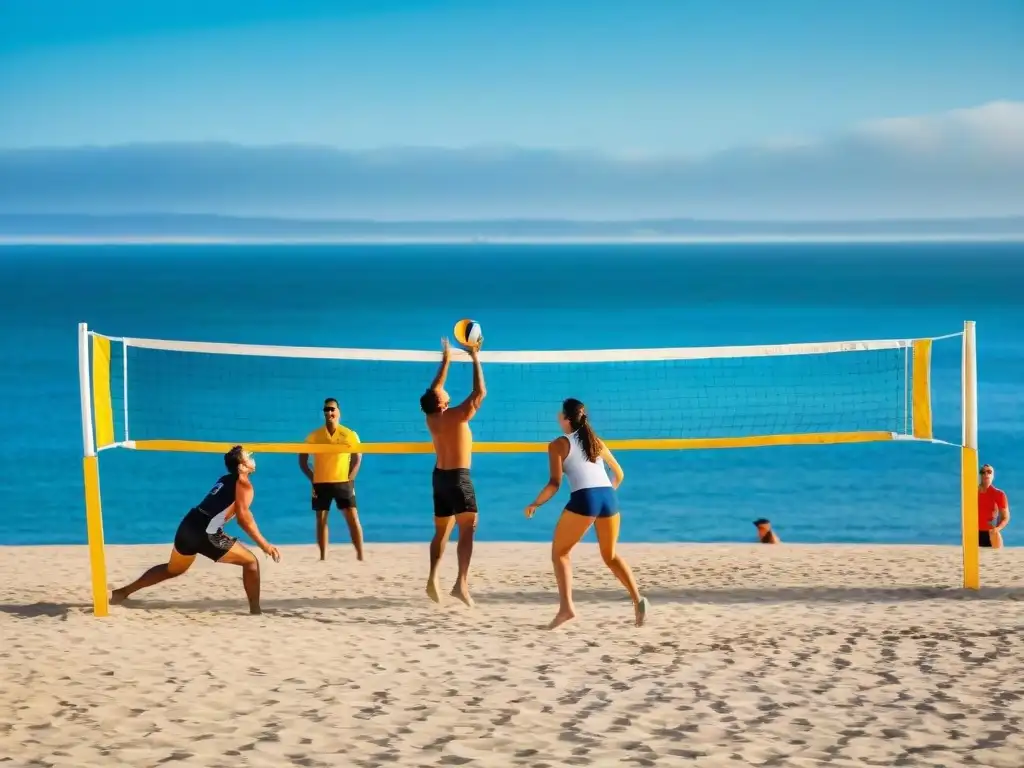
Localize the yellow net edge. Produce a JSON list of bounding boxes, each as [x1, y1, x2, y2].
[[128, 431, 896, 455]]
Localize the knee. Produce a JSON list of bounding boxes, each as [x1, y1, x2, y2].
[[243, 558, 260, 574], [600, 549, 617, 567], [551, 546, 571, 562]]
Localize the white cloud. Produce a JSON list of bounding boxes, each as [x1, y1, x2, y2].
[[853, 100, 1024, 157]]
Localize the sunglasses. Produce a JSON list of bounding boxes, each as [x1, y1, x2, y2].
[[323, 407, 337, 413], [981, 469, 993, 475]]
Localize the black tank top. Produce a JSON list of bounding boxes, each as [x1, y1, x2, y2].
[[195, 474, 238, 518]]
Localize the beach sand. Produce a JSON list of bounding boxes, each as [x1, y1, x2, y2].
[[2, 542, 1024, 767]]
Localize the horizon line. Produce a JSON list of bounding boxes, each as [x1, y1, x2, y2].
[[4, 234, 1024, 247], [3, 213, 1024, 224]]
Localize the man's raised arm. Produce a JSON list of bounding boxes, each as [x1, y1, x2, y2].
[[453, 345, 486, 419], [429, 337, 451, 391]]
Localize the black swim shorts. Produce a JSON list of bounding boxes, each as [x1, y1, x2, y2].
[[312, 481, 357, 512], [173, 508, 237, 562], [432, 468, 477, 518]]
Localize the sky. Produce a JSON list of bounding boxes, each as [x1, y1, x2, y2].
[[1, 0, 1022, 154], [0, 1, 1021, 220]]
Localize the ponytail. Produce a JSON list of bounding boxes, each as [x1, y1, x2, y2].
[[562, 398, 603, 462]]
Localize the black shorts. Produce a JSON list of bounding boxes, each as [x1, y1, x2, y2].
[[432, 468, 477, 518], [980, 530, 994, 548], [173, 508, 237, 562], [312, 481, 357, 512]]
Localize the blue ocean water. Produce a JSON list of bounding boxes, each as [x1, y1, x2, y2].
[[0, 243, 1021, 548]]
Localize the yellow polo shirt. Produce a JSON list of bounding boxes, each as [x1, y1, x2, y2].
[[305, 424, 360, 483]]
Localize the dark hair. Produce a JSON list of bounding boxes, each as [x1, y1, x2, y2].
[[324, 397, 339, 408], [420, 389, 442, 415], [753, 518, 771, 527], [224, 445, 247, 473], [562, 398, 602, 462]]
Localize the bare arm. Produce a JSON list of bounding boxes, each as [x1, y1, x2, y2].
[[345, 429, 363, 481], [298, 453, 314, 482], [525, 438, 567, 516], [600, 445, 625, 489], [429, 337, 451, 392], [233, 478, 273, 554], [995, 497, 1011, 532], [452, 346, 486, 421]]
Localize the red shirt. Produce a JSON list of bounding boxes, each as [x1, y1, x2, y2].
[[978, 486, 1008, 531]]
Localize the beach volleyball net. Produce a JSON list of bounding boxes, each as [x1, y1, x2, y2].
[[77, 322, 980, 613]]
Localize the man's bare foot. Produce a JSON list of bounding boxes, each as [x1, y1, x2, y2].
[[547, 609, 577, 630], [250, 606, 263, 615], [634, 597, 649, 628], [450, 583, 474, 608], [356, 552, 364, 562], [426, 579, 442, 603], [110, 588, 129, 605]]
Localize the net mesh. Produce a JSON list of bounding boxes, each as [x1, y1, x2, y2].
[[102, 339, 920, 447]]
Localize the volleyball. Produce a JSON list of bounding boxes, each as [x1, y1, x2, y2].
[[454, 318, 483, 348]]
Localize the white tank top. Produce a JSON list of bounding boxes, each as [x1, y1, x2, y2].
[[562, 431, 612, 492]]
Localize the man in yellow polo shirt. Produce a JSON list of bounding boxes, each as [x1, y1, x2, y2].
[[298, 397, 364, 561]]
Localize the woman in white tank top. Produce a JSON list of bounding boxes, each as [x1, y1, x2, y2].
[[525, 398, 648, 629]]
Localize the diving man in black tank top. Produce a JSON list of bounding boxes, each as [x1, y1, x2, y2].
[[110, 446, 281, 614]]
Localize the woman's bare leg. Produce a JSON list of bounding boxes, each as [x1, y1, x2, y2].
[[549, 511, 595, 629], [594, 514, 647, 626]]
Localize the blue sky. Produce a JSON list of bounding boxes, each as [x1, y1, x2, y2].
[[1, 0, 1022, 154]]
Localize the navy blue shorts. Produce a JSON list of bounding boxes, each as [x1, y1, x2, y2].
[[565, 487, 618, 518]]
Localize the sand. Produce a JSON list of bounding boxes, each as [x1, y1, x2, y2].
[[2, 542, 1024, 767]]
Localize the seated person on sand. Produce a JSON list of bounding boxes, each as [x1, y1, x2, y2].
[[754, 518, 781, 544]]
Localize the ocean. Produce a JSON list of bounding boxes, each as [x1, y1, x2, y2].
[[1, 242, 1021, 548]]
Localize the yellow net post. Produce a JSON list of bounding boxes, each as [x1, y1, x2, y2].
[[78, 323, 110, 617]]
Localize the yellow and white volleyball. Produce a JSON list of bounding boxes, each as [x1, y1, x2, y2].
[[454, 318, 484, 348]]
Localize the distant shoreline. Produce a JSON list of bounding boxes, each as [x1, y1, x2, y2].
[[4, 233, 1024, 246], [0, 541, 1001, 550]]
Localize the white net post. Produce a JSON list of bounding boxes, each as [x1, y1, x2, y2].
[[961, 320, 980, 589], [78, 323, 95, 461]]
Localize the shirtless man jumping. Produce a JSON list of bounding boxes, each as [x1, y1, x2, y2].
[[419, 336, 486, 606]]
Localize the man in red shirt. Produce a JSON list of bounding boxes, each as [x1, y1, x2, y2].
[[978, 464, 1010, 548]]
